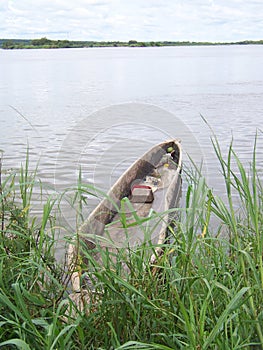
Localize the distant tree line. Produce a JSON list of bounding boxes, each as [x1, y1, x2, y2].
[[1, 37, 263, 49]]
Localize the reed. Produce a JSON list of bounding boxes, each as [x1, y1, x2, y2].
[[0, 136, 262, 349]]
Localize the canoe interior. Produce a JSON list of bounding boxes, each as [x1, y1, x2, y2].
[[78, 139, 182, 250], [104, 166, 181, 249]]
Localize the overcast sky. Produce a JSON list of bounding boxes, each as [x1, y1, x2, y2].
[[1, 0, 263, 42]]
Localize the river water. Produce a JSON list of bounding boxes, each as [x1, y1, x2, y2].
[[1, 45, 263, 255]]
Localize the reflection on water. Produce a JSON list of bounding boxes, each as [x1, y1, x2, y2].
[[1, 46, 263, 258]]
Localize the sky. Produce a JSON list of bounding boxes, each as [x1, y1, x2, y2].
[[1, 0, 263, 42]]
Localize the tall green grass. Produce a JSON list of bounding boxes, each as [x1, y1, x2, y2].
[[0, 152, 75, 349], [0, 136, 263, 349]]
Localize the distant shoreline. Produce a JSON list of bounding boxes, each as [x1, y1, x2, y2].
[[1, 37, 263, 49]]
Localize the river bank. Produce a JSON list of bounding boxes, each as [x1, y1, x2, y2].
[[1, 37, 263, 49], [0, 136, 262, 349]]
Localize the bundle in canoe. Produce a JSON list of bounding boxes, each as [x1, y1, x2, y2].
[[68, 139, 182, 292]]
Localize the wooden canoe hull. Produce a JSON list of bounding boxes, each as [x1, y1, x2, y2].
[[68, 139, 182, 292]]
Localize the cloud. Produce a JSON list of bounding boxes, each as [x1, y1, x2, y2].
[[1, 0, 263, 41]]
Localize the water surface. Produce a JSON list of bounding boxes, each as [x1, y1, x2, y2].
[[1, 46, 262, 253]]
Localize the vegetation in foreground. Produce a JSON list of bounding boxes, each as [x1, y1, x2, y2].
[[1, 37, 263, 49], [0, 136, 263, 349]]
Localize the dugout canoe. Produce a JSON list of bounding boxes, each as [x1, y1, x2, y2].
[[68, 139, 182, 292]]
